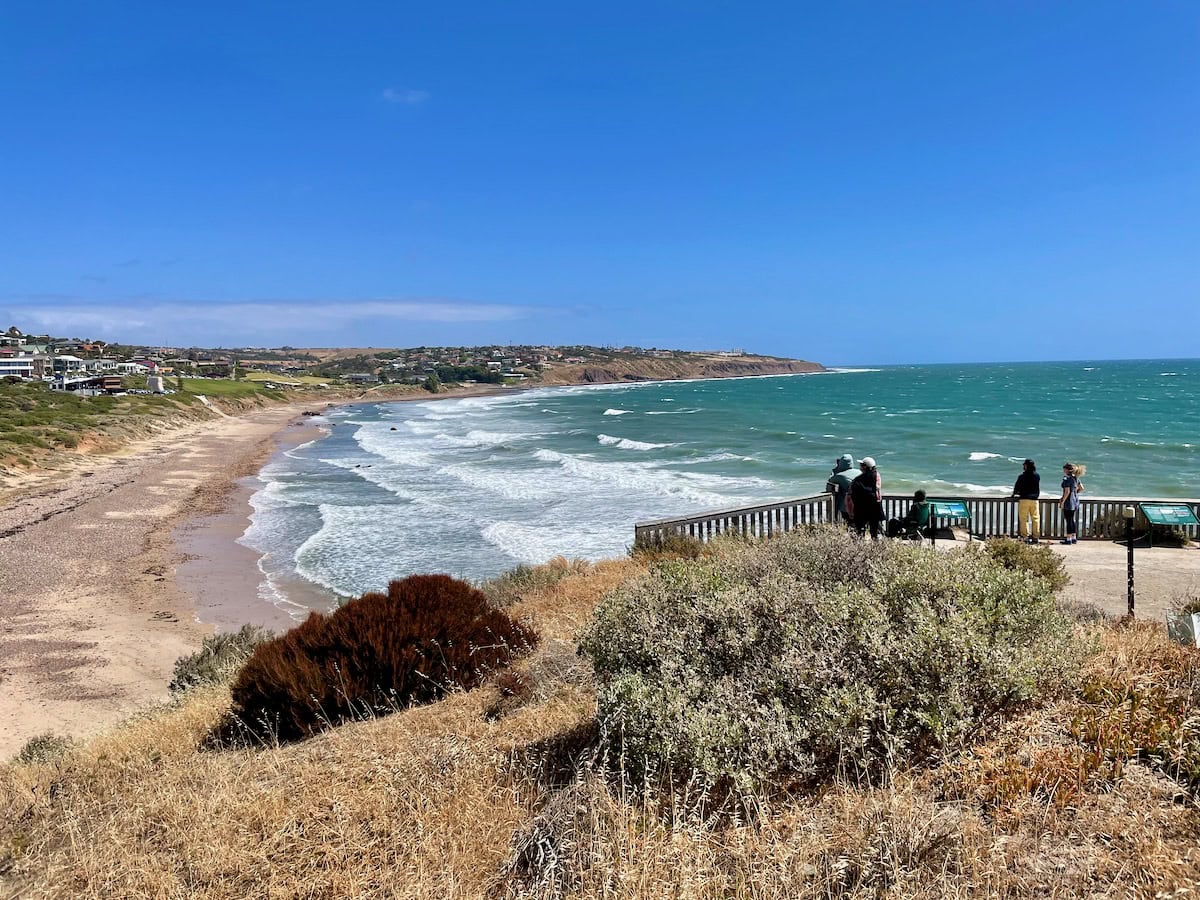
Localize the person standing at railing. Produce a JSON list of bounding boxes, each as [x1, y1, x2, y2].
[[849, 457, 884, 539], [825, 454, 857, 523], [1059, 462, 1087, 544], [1012, 458, 1041, 543]]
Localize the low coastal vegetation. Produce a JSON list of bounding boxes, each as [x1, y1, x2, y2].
[[3, 531, 1199, 897], [481, 556, 595, 608], [581, 531, 1080, 793], [0, 377, 425, 483], [981, 535, 1071, 592], [169, 624, 273, 695], [0, 379, 288, 475], [0, 380, 188, 458], [219, 574, 538, 744]]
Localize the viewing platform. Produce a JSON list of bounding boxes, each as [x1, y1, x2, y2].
[[635, 494, 1200, 622], [634, 493, 1200, 547]]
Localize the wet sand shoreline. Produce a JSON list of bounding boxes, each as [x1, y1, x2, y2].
[[173, 421, 335, 635]]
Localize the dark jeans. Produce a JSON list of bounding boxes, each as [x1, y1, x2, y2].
[[853, 514, 882, 539], [1063, 507, 1078, 535]]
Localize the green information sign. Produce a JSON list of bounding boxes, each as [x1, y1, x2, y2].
[[930, 500, 970, 518], [1140, 504, 1199, 527]]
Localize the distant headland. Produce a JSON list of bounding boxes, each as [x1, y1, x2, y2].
[[221, 343, 825, 386]]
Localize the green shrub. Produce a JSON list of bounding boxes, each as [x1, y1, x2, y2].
[[169, 624, 272, 694], [579, 528, 1079, 793], [16, 732, 73, 764], [221, 574, 538, 744], [983, 537, 1070, 592]]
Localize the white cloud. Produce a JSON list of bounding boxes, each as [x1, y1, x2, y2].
[[0, 298, 536, 345], [381, 87, 430, 105]]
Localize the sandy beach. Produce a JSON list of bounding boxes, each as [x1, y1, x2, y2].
[[0, 403, 315, 758], [0, 384, 509, 759]]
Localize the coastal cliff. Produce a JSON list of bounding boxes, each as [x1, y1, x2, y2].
[[538, 354, 824, 386]]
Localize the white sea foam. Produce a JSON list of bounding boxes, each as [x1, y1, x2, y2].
[[533, 448, 746, 507], [603, 408, 630, 415], [597, 434, 673, 451], [338, 429, 436, 466], [402, 419, 442, 435], [671, 452, 752, 464], [947, 481, 1011, 493], [463, 429, 534, 446], [438, 462, 557, 501], [481, 521, 615, 564], [283, 435, 324, 459], [320, 457, 424, 500], [293, 502, 487, 594], [645, 407, 703, 415], [969, 452, 1002, 461]]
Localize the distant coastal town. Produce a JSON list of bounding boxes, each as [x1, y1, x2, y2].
[[0, 324, 818, 389]]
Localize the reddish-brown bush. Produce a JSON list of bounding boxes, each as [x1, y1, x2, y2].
[[221, 574, 538, 743]]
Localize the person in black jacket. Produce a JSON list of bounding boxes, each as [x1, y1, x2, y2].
[[1011, 458, 1041, 543], [849, 457, 883, 539]]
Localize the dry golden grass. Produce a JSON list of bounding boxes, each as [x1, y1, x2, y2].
[[3, 557, 1200, 898]]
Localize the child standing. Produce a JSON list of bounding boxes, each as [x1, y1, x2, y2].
[[1059, 463, 1087, 544]]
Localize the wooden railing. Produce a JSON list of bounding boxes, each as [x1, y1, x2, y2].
[[634, 493, 835, 547], [635, 494, 1200, 546]]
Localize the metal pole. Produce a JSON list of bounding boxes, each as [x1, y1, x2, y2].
[[1124, 507, 1135, 617]]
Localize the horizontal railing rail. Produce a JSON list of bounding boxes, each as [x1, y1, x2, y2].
[[635, 494, 1200, 546], [634, 493, 835, 546]]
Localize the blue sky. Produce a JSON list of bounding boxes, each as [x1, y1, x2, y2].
[[1, 2, 1196, 364]]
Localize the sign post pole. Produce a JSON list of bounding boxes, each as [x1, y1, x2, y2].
[[1123, 506, 1136, 618]]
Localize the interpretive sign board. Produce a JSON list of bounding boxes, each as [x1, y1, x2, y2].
[[1140, 504, 1199, 527], [930, 500, 970, 519], [1140, 503, 1199, 548], [928, 500, 972, 545]]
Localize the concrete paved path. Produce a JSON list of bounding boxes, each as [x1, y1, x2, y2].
[[1051, 539, 1200, 622]]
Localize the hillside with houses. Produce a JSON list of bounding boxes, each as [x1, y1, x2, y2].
[[0, 326, 821, 391]]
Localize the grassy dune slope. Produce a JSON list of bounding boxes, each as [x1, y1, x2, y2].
[[2, 555, 1199, 898], [0, 380, 287, 475], [0, 380, 428, 486]]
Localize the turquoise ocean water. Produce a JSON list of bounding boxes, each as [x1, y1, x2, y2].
[[240, 359, 1198, 613]]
